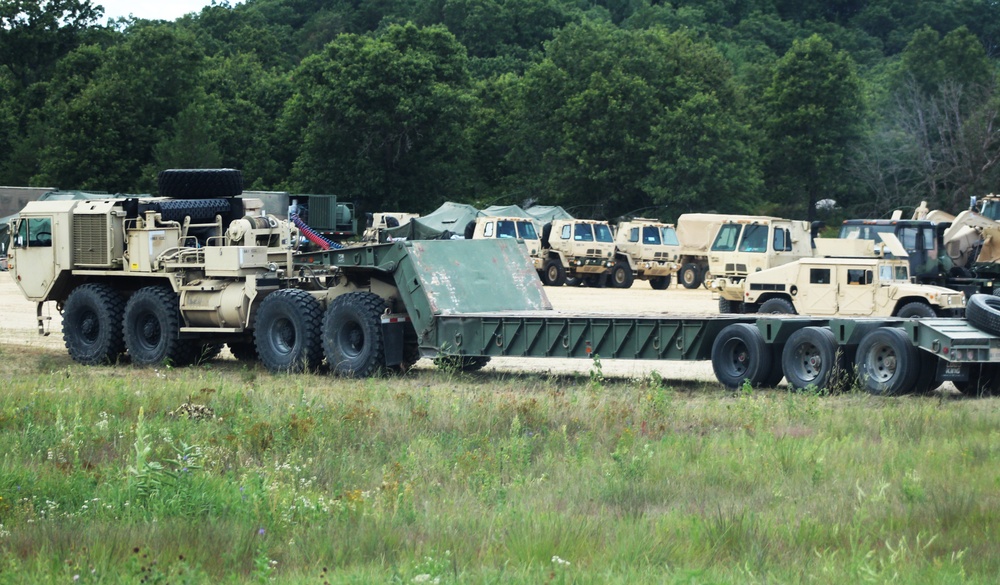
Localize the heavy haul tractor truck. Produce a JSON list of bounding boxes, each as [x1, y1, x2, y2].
[[11, 168, 1000, 396]]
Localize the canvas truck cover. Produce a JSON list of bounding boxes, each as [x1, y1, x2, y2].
[[384, 201, 482, 241], [524, 205, 573, 224]]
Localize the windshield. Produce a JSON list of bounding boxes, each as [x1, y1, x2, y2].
[[573, 223, 594, 242], [516, 221, 538, 240], [982, 200, 1000, 221], [661, 227, 679, 246], [738, 224, 769, 253], [641, 226, 661, 245], [594, 224, 613, 243], [495, 220, 518, 238], [711, 224, 742, 252]]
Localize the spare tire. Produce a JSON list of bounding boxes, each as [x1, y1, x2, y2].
[[541, 223, 552, 248], [158, 168, 243, 199], [966, 294, 1000, 336]]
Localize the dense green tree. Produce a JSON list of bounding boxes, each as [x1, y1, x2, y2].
[[0, 0, 107, 86], [900, 26, 992, 95], [763, 34, 865, 221], [280, 23, 474, 211]]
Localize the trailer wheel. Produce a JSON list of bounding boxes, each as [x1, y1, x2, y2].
[[782, 327, 844, 392], [123, 286, 196, 366], [855, 328, 918, 395], [541, 259, 566, 286], [157, 168, 243, 199], [954, 364, 1000, 397], [965, 294, 1000, 336], [610, 261, 634, 288], [759, 298, 796, 314], [649, 275, 671, 290], [323, 292, 386, 378], [254, 289, 323, 373], [895, 301, 937, 319], [62, 283, 126, 365], [711, 323, 773, 389], [680, 263, 702, 289], [227, 341, 259, 362]]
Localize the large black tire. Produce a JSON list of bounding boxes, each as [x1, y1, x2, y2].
[[895, 301, 937, 319], [610, 261, 634, 289], [759, 298, 796, 314], [228, 341, 259, 362], [583, 274, 607, 288], [781, 327, 845, 392], [564, 276, 582, 287], [541, 259, 566, 286], [254, 289, 323, 373], [718, 298, 740, 314], [62, 283, 126, 365], [966, 294, 1000, 336], [540, 223, 552, 248], [157, 168, 243, 199], [323, 292, 386, 378], [855, 327, 918, 396], [649, 275, 671, 290], [711, 323, 773, 389], [680, 263, 702, 289], [123, 286, 197, 366]]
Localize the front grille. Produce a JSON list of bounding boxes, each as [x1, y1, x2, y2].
[[73, 214, 110, 267]]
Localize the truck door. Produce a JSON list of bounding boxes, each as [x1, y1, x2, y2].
[[639, 225, 662, 260], [797, 266, 839, 315], [10, 216, 58, 299], [837, 265, 875, 315]]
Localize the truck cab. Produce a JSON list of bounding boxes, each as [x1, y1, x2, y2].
[[539, 219, 616, 286], [612, 219, 680, 289], [708, 217, 814, 297], [470, 216, 543, 270]]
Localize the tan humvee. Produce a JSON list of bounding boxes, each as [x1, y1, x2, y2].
[[539, 219, 616, 286], [611, 218, 680, 289], [716, 235, 966, 317]]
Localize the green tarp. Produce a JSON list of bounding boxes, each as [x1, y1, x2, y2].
[[523, 205, 573, 224], [385, 201, 482, 241], [481, 204, 531, 218]]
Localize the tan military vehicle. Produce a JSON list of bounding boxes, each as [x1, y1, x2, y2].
[[362, 212, 420, 242], [611, 218, 680, 289], [469, 215, 543, 271], [539, 219, 616, 286], [716, 236, 966, 317], [707, 216, 814, 288]]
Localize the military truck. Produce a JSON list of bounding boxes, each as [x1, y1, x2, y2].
[[611, 219, 680, 289], [468, 215, 543, 272], [538, 219, 616, 286], [362, 212, 420, 242], [716, 236, 966, 318], [12, 167, 1000, 397]]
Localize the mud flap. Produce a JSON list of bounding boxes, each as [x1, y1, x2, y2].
[[381, 314, 408, 367]]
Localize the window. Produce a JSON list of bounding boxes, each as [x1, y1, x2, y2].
[[738, 224, 768, 253], [772, 228, 792, 252], [711, 224, 742, 252], [560, 224, 571, 239], [15, 217, 52, 248], [594, 224, 613, 243], [847, 269, 871, 285], [898, 227, 918, 250], [895, 266, 908, 280], [629, 228, 639, 243], [810, 268, 831, 284], [516, 221, 538, 240], [921, 227, 935, 251], [573, 223, 594, 241], [483, 221, 494, 238], [879, 265, 892, 281], [641, 226, 661, 245], [496, 220, 516, 239], [661, 227, 679, 246]]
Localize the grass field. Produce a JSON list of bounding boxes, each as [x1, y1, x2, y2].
[[0, 344, 997, 584]]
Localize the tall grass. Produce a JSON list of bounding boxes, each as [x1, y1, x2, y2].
[[0, 344, 996, 583]]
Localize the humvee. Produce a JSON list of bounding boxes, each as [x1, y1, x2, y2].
[[539, 219, 616, 286], [716, 236, 966, 317], [611, 219, 680, 289]]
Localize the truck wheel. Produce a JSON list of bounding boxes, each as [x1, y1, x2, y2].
[[718, 298, 740, 314], [680, 263, 702, 289], [649, 276, 671, 290], [254, 289, 323, 373], [564, 276, 582, 287], [954, 364, 1000, 397], [541, 259, 566, 286], [965, 294, 1000, 336], [781, 327, 844, 392], [228, 341, 258, 362], [701, 271, 713, 289], [62, 283, 126, 365], [323, 291, 386, 377], [157, 168, 243, 199], [123, 286, 197, 366], [895, 301, 937, 319], [759, 298, 796, 314], [583, 274, 607, 287], [855, 327, 918, 395], [196, 344, 223, 364], [711, 323, 773, 389], [610, 261, 634, 288]]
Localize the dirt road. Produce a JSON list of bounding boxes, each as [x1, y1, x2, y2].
[[0, 276, 723, 382]]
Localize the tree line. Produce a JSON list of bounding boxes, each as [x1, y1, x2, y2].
[[1, 0, 999, 223]]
